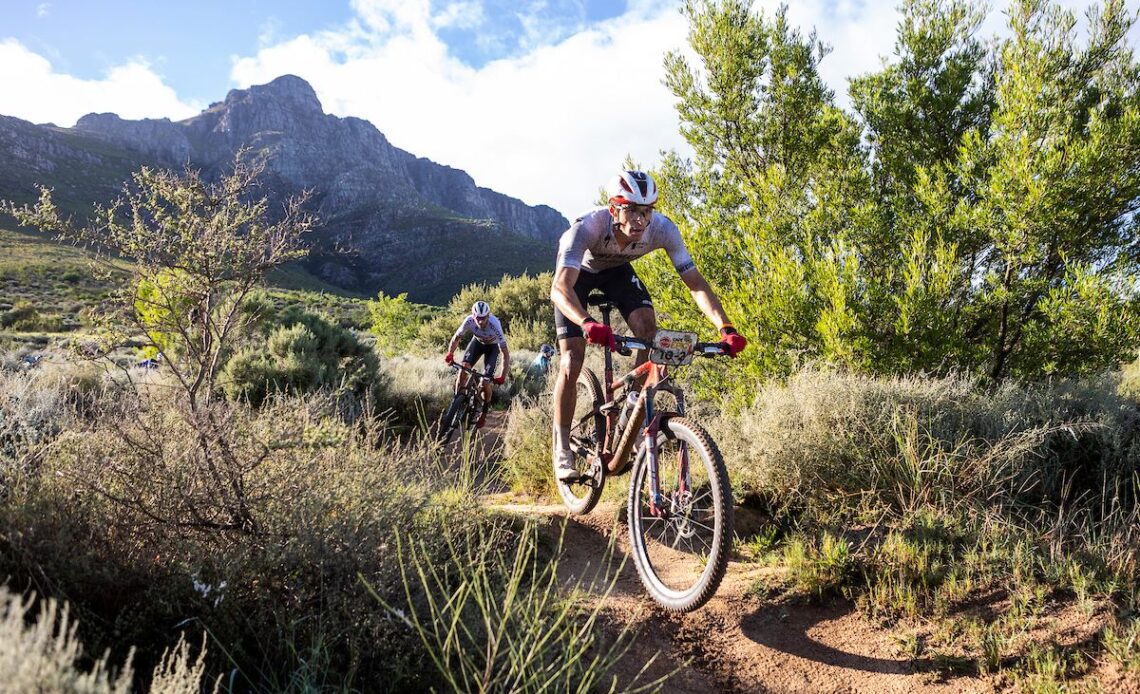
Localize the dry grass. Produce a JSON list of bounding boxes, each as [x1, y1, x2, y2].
[[0, 587, 215, 693]]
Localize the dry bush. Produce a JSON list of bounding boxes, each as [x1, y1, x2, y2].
[[0, 362, 106, 497], [0, 382, 484, 690], [0, 587, 214, 693], [714, 368, 1140, 513], [502, 396, 558, 498], [380, 353, 463, 417]]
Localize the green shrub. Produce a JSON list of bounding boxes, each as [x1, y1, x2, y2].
[[783, 532, 856, 599], [221, 309, 382, 410], [1102, 617, 1140, 672], [418, 272, 555, 352], [368, 291, 438, 356], [0, 301, 64, 332]]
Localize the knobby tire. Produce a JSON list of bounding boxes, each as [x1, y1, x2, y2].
[[556, 367, 606, 515], [627, 414, 732, 613]]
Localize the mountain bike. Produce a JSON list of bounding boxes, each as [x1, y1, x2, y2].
[[438, 363, 490, 444], [557, 295, 734, 613]]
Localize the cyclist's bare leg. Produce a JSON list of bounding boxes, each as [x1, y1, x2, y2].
[[553, 337, 586, 457], [626, 307, 657, 376], [481, 379, 492, 407]]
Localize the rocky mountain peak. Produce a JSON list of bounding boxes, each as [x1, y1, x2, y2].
[[72, 112, 190, 162], [0, 75, 567, 301], [222, 74, 323, 117]]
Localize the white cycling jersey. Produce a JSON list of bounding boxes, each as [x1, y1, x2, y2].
[[555, 207, 696, 275], [454, 314, 507, 347]]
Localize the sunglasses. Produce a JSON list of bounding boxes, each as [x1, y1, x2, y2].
[[614, 204, 654, 218]]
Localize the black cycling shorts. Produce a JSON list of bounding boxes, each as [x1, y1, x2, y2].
[[462, 338, 500, 376], [554, 263, 653, 340]]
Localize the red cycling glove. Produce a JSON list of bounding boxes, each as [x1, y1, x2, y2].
[[444, 352, 455, 365], [582, 319, 617, 351], [494, 375, 506, 385], [720, 326, 747, 358]]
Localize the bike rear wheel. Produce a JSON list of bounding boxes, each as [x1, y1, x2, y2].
[[627, 414, 732, 613], [556, 367, 606, 515]]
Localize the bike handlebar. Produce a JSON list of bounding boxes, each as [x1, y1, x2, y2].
[[612, 334, 730, 358], [450, 363, 493, 380]]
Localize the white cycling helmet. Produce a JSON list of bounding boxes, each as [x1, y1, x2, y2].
[[471, 300, 491, 318], [607, 170, 658, 206]]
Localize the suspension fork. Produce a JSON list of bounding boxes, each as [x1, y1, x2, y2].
[[655, 382, 690, 495], [642, 381, 671, 518]]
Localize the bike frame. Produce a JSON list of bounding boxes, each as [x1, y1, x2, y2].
[[450, 362, 491, 422], [593, 303, 693, 519]]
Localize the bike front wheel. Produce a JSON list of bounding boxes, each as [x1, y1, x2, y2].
[[439, 393, 466, 444], [627, 414, 733, 613]]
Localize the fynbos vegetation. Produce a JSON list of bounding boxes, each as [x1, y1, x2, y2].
[[3, 0, 1140, 691]]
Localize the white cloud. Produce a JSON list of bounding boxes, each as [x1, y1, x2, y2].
[[36, 3, 50, 19], [0, 39, 201, 126], [225, 0, 925, 218], [433, 1, 484, 30], [231, 2, 693, 219]]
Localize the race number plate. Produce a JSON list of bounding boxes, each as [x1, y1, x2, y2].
[[649, 329, 697, 366]]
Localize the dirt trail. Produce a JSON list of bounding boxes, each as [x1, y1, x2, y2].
[[470, 415, 1132, 693], [488, 496, 993, 694], [465, 416, 985, 692]]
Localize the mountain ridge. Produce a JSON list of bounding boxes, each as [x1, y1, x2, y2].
[[0, 74, 567, 303]]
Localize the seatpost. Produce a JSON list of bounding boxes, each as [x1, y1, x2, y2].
[[601, 304, 614, 390]]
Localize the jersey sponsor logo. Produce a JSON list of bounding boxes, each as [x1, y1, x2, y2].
[[590, 252, 642, 262]]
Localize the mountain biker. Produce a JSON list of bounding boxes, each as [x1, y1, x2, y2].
[[523, 343, 557, 388], [444, 300, 510, 429], [531, 343, 556, 375], [549, 170, 747, 481]]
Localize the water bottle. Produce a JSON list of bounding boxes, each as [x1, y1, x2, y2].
[[615, 390, 639, 433]]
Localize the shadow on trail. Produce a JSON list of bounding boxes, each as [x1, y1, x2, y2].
[[739, 601, 961, 680]]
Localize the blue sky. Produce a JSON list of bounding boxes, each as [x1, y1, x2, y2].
[[2, 1, 1137, 219], [8, 2, 355, 104], [5, 1, 627, 107]]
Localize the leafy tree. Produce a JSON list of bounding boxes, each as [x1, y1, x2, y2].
[[851, 0, 994, 201], [3, 153, 316, 532], [944, 0, 1140, 380], [650, 0, 1140, 397], [648, 0, 875, 398]]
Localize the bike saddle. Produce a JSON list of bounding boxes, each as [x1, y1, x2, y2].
[[585, 292, 615, 311]]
